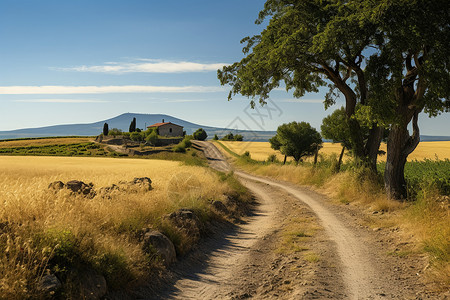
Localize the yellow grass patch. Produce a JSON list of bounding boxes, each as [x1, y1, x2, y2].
[[0, 137, 93, 148], [220, 141, 450, 162], [0, 156, 232, 297]]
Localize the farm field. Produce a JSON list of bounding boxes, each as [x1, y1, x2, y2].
[[0, 137, 93, 148], [0, 156, 237, 298], [220, 141, 450, 162]]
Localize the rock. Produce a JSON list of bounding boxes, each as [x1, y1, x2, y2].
[[38, 274, 61, 293], [48, 181, 65, 191], [79, 271, 107, 300], [129, 177, 152, 191], [65, 180, 96, 198], [167, 209, 201, 241], [212, 200, 229, 215], [142, 231, 176, 265]]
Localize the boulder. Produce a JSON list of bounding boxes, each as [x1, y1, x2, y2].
[[129, 177, 152, 192], [65, 180, 96, 198], [142, 231, 176, 265], [38, 274, 61, 293]]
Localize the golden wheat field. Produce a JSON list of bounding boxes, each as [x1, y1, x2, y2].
[[0, 137, 93, 148], [0, 156, 231, 298], [220, 141, 450, 162]]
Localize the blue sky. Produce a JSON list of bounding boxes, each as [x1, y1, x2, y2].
[[0, 0, 448, 135]]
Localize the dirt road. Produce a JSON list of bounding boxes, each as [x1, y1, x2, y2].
[[154, 141, 436, 299]]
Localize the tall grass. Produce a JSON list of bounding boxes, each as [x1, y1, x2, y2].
[[0, 156, 244, 298]]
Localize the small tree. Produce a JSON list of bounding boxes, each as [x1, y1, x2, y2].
[[129, 117, 136, 133], [234, 134, 243, 141], [270, 121, 322, 164], [146, 130, 158, 146], [321, 107, 352, 171], [193, 128, 208, 141], [221, 132, 234, 141], [213, 134, 219, 140], [103, 123, 109, 136]]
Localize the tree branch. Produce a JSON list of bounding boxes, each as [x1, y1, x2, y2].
[[404, 110, 420, 156]]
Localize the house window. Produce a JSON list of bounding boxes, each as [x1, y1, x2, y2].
[[169, 128, 172, 133]]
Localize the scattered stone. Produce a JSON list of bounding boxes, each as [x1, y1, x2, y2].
[[38, 274, 61, 293], [131, 177, 152, 191], [142, 231, 176, 265]]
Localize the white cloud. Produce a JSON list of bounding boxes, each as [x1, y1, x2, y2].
[[56, 59, 230, 74], [0, 85, 225, 94], [13, 99, 108, 103]]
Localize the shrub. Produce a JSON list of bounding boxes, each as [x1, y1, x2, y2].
[[108, 128, 123, 137], [193, 128, 207, 141], [130, 132, 144, 142]]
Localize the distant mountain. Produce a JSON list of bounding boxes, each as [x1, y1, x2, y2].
[[0, 113, 277, 142], [1, 113, 448, 142]]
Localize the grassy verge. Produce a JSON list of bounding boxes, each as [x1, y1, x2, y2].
[[216, 142, 450, 290], [0, 156, 251, 299]]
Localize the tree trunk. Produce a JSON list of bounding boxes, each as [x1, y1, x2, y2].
[[313, 146, 319, 165], [283, 155, 287, 165], [337, 145, 345, 172], [365, 125, 384, 172], [384, 111, 420, 199]]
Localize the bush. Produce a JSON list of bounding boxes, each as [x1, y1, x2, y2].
[[130, 131, 144, 142], [173, 136, 193, 153], [267, 154, 279, 163], [146, 130, 159, 146], [108, 128, 122, 137], [213, 134, 219, 140], [193, 128, 207, 141]]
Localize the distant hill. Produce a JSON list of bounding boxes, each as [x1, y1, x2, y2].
[[0, 113, 277, 142], [1, 113, 448, 142]]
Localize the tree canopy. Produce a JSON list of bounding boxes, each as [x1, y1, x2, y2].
[[269, 121, 322, 163], [193, 128, 208, 141], [219, 0, 449, 199]]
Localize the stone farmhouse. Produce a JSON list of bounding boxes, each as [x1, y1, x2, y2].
[[147, 119, 184, 137]]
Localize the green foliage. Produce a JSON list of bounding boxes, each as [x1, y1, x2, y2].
[[321, 107, 352, 149], [130, 131, 144, 142], [213, 134, 219, 140], [266, 154, 279, 163], [221, 132, 244, 141], [145, 130, 159, 146], [193, 128, 208, 141], [270, 121, 322, 163], [0, 142, 106, 157], [173, 136, 193, 153], [108, 128, 123, 137], [379, 159, 450, 197]]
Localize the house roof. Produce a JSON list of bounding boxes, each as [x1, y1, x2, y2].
[[147, 122, 183, 128]]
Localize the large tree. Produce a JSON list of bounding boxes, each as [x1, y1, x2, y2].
[[218, 0, 384, 171], [219, 0, 449, 199], [269, 121, 322, 164], [366, 0, 450, 199]]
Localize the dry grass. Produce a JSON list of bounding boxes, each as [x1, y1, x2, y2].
[[0, 156, 236, 298], [0, 137, 94, 148], [220, 141, 450, 162]]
